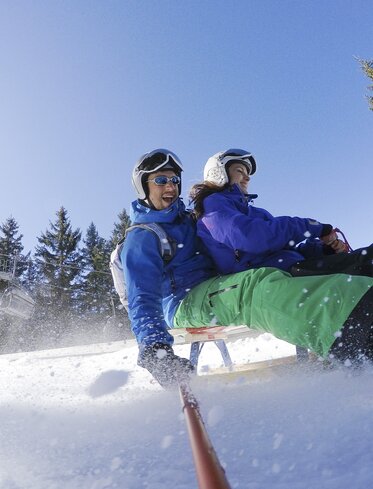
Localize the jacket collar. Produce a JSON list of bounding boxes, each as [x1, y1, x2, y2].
[[226, 184, 258, 203], [130, 197, 186, 224]]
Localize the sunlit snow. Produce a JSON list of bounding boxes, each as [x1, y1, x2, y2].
[[1, 334, 373, 488]]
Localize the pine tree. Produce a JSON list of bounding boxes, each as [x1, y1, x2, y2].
[[358, 58, 373, 111], [20, 256, 40, 292], [0, 216, 28, 278], [110, 209, 131, 247], [0, 217, 33, 351], [80, 222, 113, 319], [34, 207, 82, 340]]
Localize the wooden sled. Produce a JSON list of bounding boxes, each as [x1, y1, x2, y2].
[[170, 325, 309, 370]]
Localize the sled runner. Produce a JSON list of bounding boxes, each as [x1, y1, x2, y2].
[[170, 325, 309, 370]]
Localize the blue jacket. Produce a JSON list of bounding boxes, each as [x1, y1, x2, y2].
[[121, 198, 216, 348], [197, 185, 328, 274]]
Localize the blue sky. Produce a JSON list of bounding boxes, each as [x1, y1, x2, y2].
[[0, 0, 372, 253]]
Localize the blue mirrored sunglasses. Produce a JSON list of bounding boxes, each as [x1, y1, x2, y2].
[[146, 175, 181, 186]]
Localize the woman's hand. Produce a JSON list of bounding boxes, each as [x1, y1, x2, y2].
[[329, 238, 349, 253], [321, 230, 349, 253]]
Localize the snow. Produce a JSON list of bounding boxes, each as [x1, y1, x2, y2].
[[1, 334, 373, 489]]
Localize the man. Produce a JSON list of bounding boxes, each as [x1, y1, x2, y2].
[[121, 149, 216, 387], [121, 149, 373, 388]]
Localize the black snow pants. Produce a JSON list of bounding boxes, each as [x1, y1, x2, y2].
[[290, 244, 373, 279], [328, 287, 373, 364]]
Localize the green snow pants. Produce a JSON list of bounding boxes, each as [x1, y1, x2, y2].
[[173, 267, 373, 358]]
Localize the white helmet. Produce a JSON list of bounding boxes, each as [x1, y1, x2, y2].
[[132, 149, 183, 200], [204, 148, 257, 186]]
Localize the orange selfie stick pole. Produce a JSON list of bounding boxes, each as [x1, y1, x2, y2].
[[179, 382, 232, 489]]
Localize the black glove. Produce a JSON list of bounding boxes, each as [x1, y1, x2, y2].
[[138, 343, 195, 388], [320, 224, 333, 237]]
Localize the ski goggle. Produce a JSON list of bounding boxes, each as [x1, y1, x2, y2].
[[146, 175, 181, 186], [218, 148, 254, 174], [137, 149, 183, 174]]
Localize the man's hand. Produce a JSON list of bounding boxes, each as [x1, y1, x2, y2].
[[138, 343, 195, 388]]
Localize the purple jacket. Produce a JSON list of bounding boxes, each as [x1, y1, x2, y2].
[[197, 185, 328, 274]]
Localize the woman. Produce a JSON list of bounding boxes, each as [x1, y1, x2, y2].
[[190, 148, 373, 278]]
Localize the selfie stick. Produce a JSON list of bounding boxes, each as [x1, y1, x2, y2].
[[179, 382, 232, 489]]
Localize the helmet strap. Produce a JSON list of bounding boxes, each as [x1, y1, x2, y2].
[[140, 197, 156, 210]]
